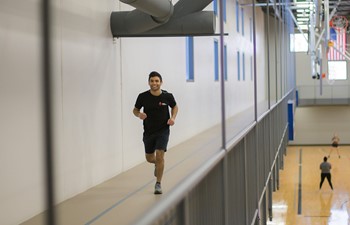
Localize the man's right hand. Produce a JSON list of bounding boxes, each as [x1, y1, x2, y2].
[[139, 112, 147, 120]]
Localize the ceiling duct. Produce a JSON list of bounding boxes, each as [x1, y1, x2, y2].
[[112, 11, 215, 37], [120, 0, 174, 23], [111, 0, 174, 34], [172, 0, 214, 17], [110, 10, 169, 34], [111, 0, 215, 37]]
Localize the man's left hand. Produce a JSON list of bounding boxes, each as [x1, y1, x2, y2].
[[167, 118, 175, 126]]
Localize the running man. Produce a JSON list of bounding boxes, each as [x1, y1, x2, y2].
[[133, 71, 178, 194]]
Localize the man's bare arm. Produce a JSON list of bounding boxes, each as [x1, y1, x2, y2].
[[167, 105, 178, 125], [133, 107, 147, 120]]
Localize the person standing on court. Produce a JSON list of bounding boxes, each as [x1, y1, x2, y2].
[[133, 71, 178, 194], [328, 133, 340, 158], [319, 156, 333, 190]]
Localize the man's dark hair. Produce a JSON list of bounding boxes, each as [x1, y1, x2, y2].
[[324, 156, 328, 161], [149, 71, 162, 82]]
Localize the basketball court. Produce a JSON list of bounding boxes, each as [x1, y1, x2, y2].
[[268, 146, 350, 225]]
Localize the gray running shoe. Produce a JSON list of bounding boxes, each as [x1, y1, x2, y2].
[[154, 182, 162, 194]]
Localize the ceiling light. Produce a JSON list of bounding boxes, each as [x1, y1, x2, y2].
[[297, 18, 309, 21], [299, 25, 309, 30], [297, 13, 308, 17]]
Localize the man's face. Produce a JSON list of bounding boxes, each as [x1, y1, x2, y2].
[[149, 76, 162, 91]]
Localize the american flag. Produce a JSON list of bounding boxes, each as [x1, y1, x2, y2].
[[328, 27, 347, 60]]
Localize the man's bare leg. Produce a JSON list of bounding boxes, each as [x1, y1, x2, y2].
[[145, 151, 165, 180], [147, 150, 164, 194], [154, 150, 165, 182], [145, 153, 156, 164]]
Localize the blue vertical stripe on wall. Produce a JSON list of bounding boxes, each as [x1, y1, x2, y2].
[[288, 101, 294, 140], [250, 55, 253, 81], [241, 8, 244, 36], [236, 0, 239, 32], [214, 39, 219, 81], [213, 0, 218, 15], [224, 44, 227, 80], [237, 51, 240, 81], [250, 18, 252, 42], [186, 37, 194, 81], [242, 52, 245, 81], [223, 0, 227, 22]]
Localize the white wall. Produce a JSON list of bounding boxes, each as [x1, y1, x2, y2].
[[1, 0, 121, 224], [224, 0, 255, 118], [1, 1, 45, 224], [0, 1, 271, 224], [293, 48, 350, 144], [53, 0, 122, 203], [289, 106, 350, 145], [255, 8, 268, 109]]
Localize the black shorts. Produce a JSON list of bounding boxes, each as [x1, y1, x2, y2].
[[332, 142, 338, 148], [143, 129, 170, 154]]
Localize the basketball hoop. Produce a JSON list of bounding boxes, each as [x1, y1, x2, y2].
[[330, 16, 348, 32]]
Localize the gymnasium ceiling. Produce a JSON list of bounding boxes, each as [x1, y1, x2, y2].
[[255, 0, 350, 31]]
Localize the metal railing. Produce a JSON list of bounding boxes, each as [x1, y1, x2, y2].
[[133, 91, 293, 225]]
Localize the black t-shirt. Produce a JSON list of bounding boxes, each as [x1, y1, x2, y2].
[[135, 90, 176, 135]]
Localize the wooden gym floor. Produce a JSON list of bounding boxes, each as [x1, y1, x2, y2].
[[268, 145, 350, 225]]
